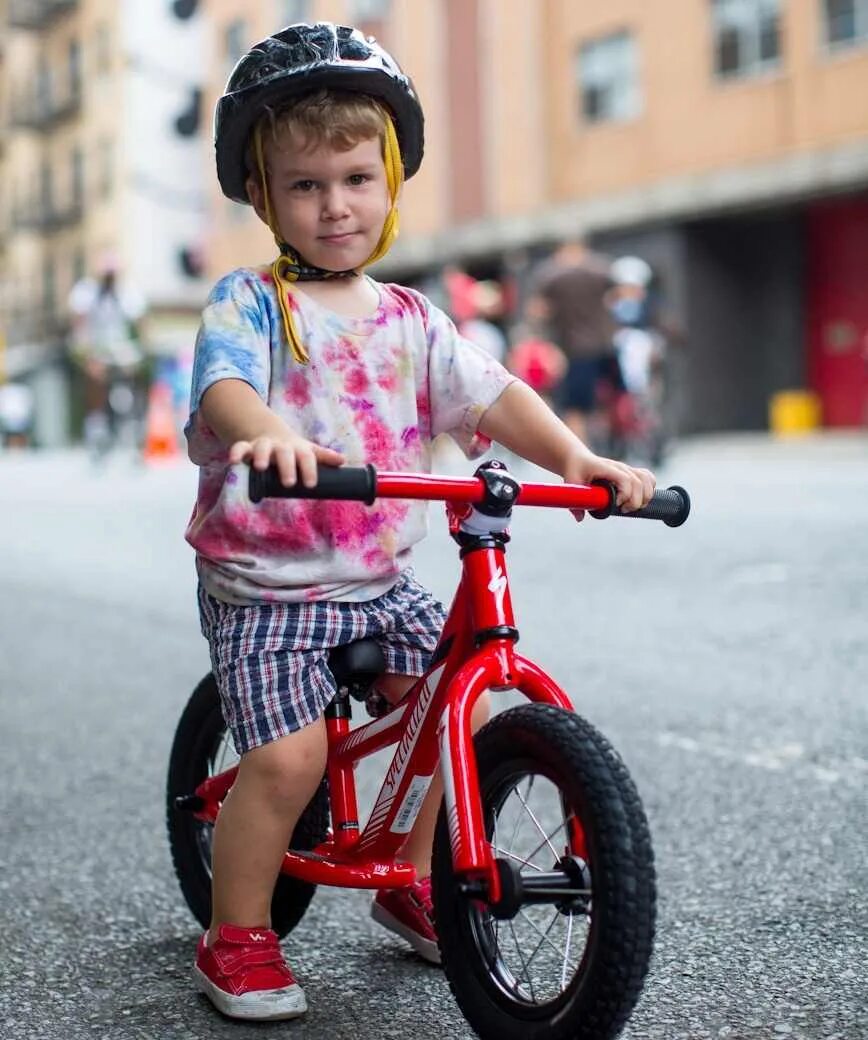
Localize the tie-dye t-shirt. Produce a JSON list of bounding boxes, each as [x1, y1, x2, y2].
[[185, 266, 515, 605]]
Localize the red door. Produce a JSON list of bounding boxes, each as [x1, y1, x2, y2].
[[806, 196, 868, 427]]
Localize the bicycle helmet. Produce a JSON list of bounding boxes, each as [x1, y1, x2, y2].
[[610, 255, 653, 288], [215, 21, 425, 204]]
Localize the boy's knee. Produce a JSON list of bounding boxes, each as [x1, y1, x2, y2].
[[375, 672, 417, 705], [239, 723, 327, 802]]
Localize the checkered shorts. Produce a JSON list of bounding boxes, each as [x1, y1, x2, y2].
[[197, 571, 447, 754]]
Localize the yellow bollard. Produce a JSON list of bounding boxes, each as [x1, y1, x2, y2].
[[769, 390, 822, 436]]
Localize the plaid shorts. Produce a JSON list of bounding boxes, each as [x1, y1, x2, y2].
[[197, 571, 447, 754]]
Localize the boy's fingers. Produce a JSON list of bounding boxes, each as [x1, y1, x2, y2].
[[228, 440, 252, 464], [315, 446, 346, 466], [297, 446, 319, 488], [274, 444, 298, 487], [251, 437, 274, 471]]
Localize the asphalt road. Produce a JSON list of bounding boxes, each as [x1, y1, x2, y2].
[[1, 433, 865, 1040]]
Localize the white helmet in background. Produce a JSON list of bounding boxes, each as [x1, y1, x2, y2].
[[611, 255, 653, 288]]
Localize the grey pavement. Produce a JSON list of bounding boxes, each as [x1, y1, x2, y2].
[[0, 432, 866, 1039]]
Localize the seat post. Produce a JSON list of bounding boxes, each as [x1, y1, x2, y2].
[[325, 711, 361, 853]]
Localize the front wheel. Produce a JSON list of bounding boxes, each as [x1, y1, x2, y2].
[[166, 673, 330, 938], [432, 704, 656, 1040]]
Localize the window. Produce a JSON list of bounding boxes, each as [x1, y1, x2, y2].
[[225, 19, 247, 77], [577, 31, 641, 124], [93, 22, 111, 77], [71, 147, 84, 208], [712, 0, 781, 78], [823, 0, 868, 47], [277, 0, 310, 25], [349, 0, 391, 20], [96, 138, 113, 200]]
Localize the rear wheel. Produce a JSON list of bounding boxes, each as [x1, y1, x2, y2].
[[166, 673, 330, 938], [432, 704, 655, 1040]]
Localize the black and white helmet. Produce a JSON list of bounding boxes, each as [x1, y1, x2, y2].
[[215, 21, 425, 204]]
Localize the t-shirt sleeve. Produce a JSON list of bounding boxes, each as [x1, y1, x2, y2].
[[424, 299, 517, 458], [189, 270, 271, 415]]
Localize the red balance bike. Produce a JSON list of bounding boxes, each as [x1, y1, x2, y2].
[[167, 460, 690, 1040]]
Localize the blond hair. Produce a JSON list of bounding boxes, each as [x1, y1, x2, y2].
[[246, 89, 389, 181]]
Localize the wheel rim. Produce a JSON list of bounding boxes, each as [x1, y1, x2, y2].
[[193, 729, 238, 877], [468, 769, 594, 1012]]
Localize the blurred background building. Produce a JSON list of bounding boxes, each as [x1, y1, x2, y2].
[[0, 0, 207, 445], [2, 0, 867, 444]]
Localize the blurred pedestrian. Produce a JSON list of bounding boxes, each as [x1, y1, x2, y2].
[[0, 381, 35, 449], [524, 239, 620, 445], [68, 258, 146, 459], [505, 326, 567, 408], [457, 280, 508, 364]]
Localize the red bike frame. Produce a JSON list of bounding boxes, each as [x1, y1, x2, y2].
[[191, 471, 613, 905]]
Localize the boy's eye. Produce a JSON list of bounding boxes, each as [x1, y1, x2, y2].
[[291, 180, 316, 192], [347, 174, 368, 186]]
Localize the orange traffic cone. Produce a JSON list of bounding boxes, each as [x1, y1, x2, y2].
[[143, 381, 179, 463]]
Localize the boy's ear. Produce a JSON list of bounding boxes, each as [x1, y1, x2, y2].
[[246, 174, 269, 225]]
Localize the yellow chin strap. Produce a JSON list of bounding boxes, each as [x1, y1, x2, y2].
[[254, 114, 404, 364]]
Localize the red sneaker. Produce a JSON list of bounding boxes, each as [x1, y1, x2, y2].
[[370, 877, 441, 964], [194, 925, 307, 1021]]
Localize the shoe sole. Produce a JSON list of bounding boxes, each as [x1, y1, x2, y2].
[[370, 901, 441, 965], [194, 966, 307, 1021]]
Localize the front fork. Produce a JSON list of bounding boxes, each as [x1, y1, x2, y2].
[[438, 641, 574, 904]]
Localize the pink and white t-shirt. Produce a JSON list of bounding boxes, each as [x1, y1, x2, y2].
[[185, 266, 515, 604]]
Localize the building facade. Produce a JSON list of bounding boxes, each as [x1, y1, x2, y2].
[[3, 0, 867, 441], [203, 0, 868, 434], [0, 0, 208, 444]]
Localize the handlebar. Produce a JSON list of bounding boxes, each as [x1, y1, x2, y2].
[[248, 465, 691, 528]]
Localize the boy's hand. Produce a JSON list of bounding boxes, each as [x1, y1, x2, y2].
[[562, 449, 656, 522], [229, 434, 345, 488]]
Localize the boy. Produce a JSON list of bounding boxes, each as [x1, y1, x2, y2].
[[185, 22, 655, 1022]]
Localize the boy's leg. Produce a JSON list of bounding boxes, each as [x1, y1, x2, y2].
[[195, 718, 327, 1021], [375, 673, 489, 877], [209, 716, 328, 934], [370, 673, 489, 965]]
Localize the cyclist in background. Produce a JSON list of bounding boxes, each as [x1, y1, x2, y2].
[[68, 259, 145, 459]]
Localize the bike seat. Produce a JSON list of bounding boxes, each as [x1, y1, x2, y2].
[[328, 638, 386, 696]]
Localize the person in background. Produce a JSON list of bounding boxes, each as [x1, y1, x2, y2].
[[505, 324, 567, 409], [524, 239, 620, 446], [68, 259, 145, 458], [0, 380, 35, 449], [457, 279, 508, 364]]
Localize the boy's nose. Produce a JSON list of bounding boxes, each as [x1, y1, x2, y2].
[[321, 186, 350, 219]]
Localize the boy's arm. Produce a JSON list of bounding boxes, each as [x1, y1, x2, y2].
[[200, 378, 344, 487], [477, 381, 654, 514]]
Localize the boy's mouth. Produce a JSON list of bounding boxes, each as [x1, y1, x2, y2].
[[319, 232, 358, 245]]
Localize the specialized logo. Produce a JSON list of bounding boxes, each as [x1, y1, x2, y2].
[[488, 567, 508, 610], [358, 662, 447, 848]]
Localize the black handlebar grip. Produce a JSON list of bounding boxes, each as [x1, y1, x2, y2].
[[249, 464, 377, 504], [590, 482, 691, 527]]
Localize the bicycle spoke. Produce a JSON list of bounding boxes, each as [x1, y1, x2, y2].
[[515, 905, 570, 963], [514, 785, 561, 862], [491, 845, 545, 872], [515, 906, 562, 976], [520, 811, 574, 867], [506, 916, 537, 1003], [560, 909, 575, 992], [507, 775, 534, 850]]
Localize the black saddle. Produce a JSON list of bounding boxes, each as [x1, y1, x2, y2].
[[328, 638, 386, 701]]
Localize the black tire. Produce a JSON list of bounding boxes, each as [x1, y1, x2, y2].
[[432, 704, 656, 1040], [166, 673, 330, 938]]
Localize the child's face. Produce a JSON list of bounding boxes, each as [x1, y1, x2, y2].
[[249, 130, 391, 272]]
